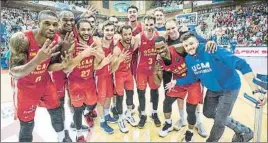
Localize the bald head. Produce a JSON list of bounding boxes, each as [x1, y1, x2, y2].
[[59, 10, 75, 33]]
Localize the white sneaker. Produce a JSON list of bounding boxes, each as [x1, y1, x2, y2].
[[118, 120, 129, 133], [195, 123, 208, 138], [159, 122, 173, 137], [174, 119, 187, 131], [125, 111, 138, 127]]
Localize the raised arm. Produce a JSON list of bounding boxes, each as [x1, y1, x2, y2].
[[10, 32, 59, 79], [111, 46, 131, 73], [63, 42, 96, 72]]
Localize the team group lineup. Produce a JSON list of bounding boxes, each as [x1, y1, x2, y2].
[[8, 4, 267, 142]]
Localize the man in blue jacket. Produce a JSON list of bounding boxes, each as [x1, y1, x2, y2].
[[165, 32, 267, 142]]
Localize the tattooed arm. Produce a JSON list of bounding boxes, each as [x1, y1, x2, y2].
[[9, 32, 32, 79], [10, 32, 59, 79]]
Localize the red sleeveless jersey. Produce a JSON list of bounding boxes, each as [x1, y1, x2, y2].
[[115, 41, 134, 73], [16, 30, 60, 87], [137, 31, 159, 74], [158, 46, 187, 79], [126, 21, 142, 36], [95, 41, 114, 76], [68, 36, 95, 80]]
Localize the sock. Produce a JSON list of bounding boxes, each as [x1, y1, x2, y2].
[[104, 109, 110, 116], [150, 102, 153, 115], [126, 109, 131, 116], [179, 108, 185, 122], [188, 128, 193, 133], [141, 111, 146, 116], [119, 114, 123, 121], [152, 110, 157, 114], [84, 108, 90, 116], [57, 130, 65, 142], [100, 117, 105, 123], [195, 110, 202, 124], [77, 129, 83, 137], [111, 103, 116, 108], [166, 118, 172, 124]]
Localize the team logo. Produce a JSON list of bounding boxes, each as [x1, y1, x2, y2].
[[30, 52, 37, 56]]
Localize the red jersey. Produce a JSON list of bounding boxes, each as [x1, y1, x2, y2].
[[132, 22, 142, 36], [15, 30, 60, 87], [115, 41, 134, 73], [158, 46, 187, 79], [68, 36, 95, 81], [95, 41, 114, 76], [137, 31, 159, 74]]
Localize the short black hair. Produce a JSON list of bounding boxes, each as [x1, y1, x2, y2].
[[102, 20, 114, 30], [127, 5, 138, 12], [155, 36, 166, 43], [119, 25, 132, 34], [38, 10, 58, 22], [76, 19, 91, 29], [143, 15, 156, 23], [180, 32, 196, 42]]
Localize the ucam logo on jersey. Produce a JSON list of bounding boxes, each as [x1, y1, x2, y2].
[[234, 47, 267, 57], [192, 62, 212, 74]]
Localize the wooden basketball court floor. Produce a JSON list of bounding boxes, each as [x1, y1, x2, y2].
[[1, 70, 267, 142]]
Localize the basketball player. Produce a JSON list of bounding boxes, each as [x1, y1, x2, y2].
[[164, 19, 209, 137], [166, 32, 267, 142], [111, 25, 139, 133], [154, 36, 215, 141], [9, 10, 71, 142], [110, 5, 143, 120], [132, 15, 161, 128], [63, 19, 104, 142], [108, 15, 120, 120], [153, 8, 166, 31], [48, 10, 90, 132], [109, 16, 119, 33], [95, 21, 119, 134]]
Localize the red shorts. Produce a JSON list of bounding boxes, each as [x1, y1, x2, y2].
[[114, 72, 134, 96], [96, 74, 114, 104], [68, 78, 97, 107], [136, 69, 160, 90], [14, 78, 59, 122], [51, 70, 67, 99], [167, 81, 203, 105]]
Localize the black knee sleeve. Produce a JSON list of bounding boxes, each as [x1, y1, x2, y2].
[[186, 103, 197, 125], [163, 96, 177, 113], [86, 103, 97, 111], [19, 120, 34, 142], [126, 90, 134, 106], [137, 89, 146, 111], [47, 107, 64, 132], [150, 89, 159, 110], [73, 106, 84, 130], [116, 96, 124, 114]]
